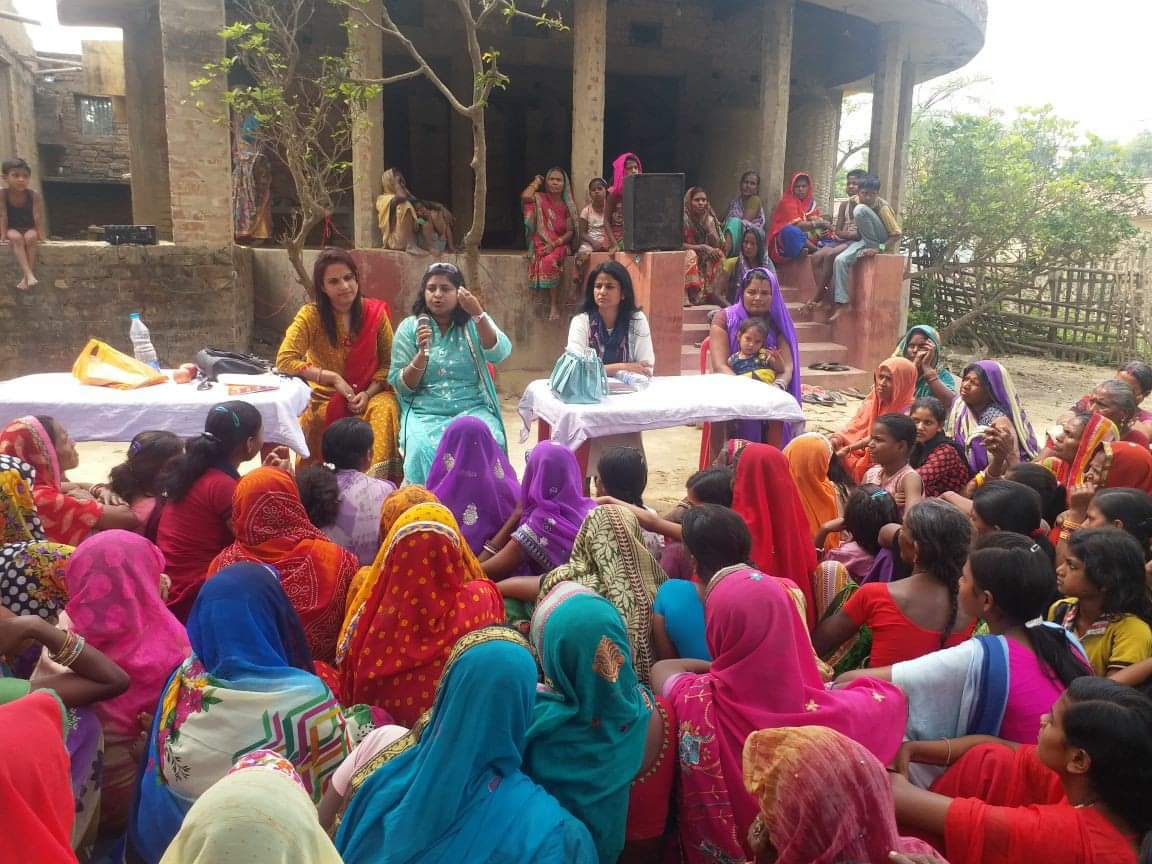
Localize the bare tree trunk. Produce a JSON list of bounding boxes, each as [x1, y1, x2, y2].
[[463, 111, 486, 292], [286, 209, 323, 294]]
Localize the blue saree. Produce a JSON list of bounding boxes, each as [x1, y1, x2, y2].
[[336, 627, 597, 864]]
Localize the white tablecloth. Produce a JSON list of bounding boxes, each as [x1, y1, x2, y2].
[[518, 374, 805, 450], [0, 373, 314, 455]]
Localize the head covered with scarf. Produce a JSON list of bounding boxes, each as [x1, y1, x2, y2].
[[667, 568, 907, 863], [208, 466, 357, 664], [743, 726, 940, 864], [538, 504, 665, 683], [0, 416, 101, 546], [723, 267, 802, 406], [524, 583, 652, 862], [512, 441, 596, 575], [894, 324, 957, 397], [65, 530, 190, 736], [782, 433, 841, 551], [0, 453, 72, 620], [948, 360, 1039, 472], [335, 627, 597, 864], [426, 416, 520, 556], [131, 564, 347, 862], [731, 443, 819, 626], [338, 501, 504, 726], [610, 152, 643, 200]]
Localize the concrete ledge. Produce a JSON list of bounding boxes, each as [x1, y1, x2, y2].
[[0, 241, 254, 378]]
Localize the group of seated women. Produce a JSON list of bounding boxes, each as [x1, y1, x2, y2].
[[5, 323, 1152, 863], [519, 152, 901, 321]]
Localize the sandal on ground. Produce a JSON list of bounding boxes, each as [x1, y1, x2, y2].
[[841, 387, 868, 399]]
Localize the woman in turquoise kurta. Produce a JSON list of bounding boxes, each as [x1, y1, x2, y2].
[[334, 626, 597, 864], [389, 262, 512, 484]]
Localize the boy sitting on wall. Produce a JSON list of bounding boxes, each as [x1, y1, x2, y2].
[[0, 158, 45, 291]]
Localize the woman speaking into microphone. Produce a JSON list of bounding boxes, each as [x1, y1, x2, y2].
[[389, 261, 513, 484]]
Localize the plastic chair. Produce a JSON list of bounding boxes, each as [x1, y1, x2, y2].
[[698, 335, 716, 469]]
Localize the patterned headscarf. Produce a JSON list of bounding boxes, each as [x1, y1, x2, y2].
[[947, 360, 1039, 472], [513, 441, 595, 575], [524, 585, 651, 863], [338, 502, 504, 726], [743, 726, 941, 864], [208, 467, 357, 664], [0, 454, 72, 620], [539, 505, 666, 684], [426, 417, 520, 556]]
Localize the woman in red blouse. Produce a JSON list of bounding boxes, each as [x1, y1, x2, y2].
[[892, 676, 1151, 864]]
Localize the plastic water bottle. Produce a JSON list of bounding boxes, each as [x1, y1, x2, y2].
[[615, 371, 650, 389], [129, 312, 160, 370]]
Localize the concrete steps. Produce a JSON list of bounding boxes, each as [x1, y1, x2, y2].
[[680, 294, 871, 390]]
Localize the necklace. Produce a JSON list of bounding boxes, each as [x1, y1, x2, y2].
[[1072, 799, 1098, 809]]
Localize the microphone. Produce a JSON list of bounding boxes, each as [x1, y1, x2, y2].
[[416, 315, 432, 351]]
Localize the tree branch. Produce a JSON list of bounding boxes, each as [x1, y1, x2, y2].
[[335, 0, 472, 114], [353, 67, 424, 86]]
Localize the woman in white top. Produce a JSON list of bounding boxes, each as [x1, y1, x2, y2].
[[566, 260, 655, 476], [566, 260, 655, 376]]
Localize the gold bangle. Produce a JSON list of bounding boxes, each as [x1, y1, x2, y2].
[[944, 737, 953, 766], [50, 631, 85, 667]]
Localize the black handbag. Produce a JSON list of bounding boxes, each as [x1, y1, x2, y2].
[[194, 348, 273, 381]]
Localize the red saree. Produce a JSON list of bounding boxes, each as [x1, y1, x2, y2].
[[1098, 441, 1152, 493], [325, 297, 389, 425], [338, 502, 504, 725], [767, 171, 819, 264], [0, 417, 101, 546], [731, 443, 819, 627], [208, 466, 356, 663]]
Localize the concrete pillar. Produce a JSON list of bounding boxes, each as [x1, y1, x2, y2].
[[349, 0, 384, 248], [868, 23, 908, 199], [889, 60, 916, 214], [758, 0, 795, 203], [783, 89, 843, 213], [570, 0, 607, 198], [122, 7, 173, 239], [158, 0, 233, 246], [449, 57, 475, 241]]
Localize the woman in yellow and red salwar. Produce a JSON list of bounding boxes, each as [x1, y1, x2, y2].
[[277, 248, 402, 482]]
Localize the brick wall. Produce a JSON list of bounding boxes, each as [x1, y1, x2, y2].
[[34, 66, 131, 183], [0, 243, 254, 377]]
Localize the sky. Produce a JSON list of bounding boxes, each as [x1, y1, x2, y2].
[[14, 0, 1152, 145]]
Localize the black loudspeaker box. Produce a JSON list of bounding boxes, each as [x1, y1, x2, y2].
[[622, 173, 685, 252], [104, 225, 158, 246]]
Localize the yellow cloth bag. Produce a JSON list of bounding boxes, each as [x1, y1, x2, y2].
[[71, 339, 167, 389]]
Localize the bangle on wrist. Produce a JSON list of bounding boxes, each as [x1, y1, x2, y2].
[[50, 631, 85, 667], [482, 542, 499, 556], [472, 311, 488, 323], [944, 738, 953, 766]]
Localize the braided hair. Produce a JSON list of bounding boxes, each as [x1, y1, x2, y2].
[[903, 499, 972, 647]]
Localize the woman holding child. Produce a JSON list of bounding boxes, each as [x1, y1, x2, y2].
[[705, 267, 801, 450], [277, 248, 402, 482]]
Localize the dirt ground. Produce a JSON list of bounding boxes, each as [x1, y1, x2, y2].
[[69, 355, 1109, 514]]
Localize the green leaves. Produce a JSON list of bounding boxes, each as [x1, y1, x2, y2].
[[905, 107, 1141, 271]]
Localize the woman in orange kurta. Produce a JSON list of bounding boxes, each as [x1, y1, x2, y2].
[[337, 502, 504, 725], [277, 248, 401, 482], [208, 466, 357, 665]]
